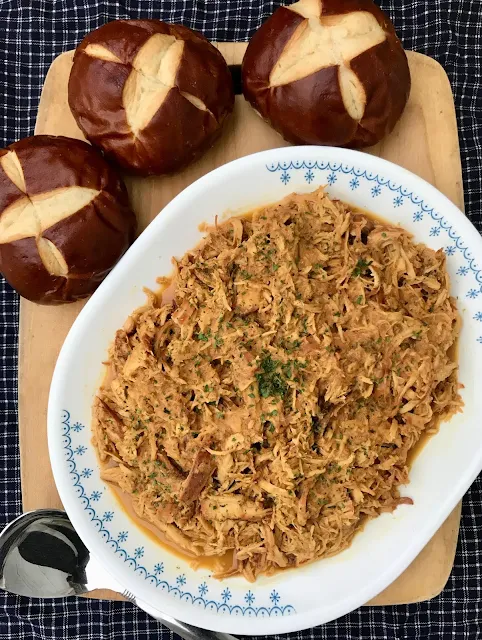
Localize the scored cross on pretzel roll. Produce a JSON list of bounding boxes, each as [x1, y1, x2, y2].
[[0, 135, 136, 304], [242, 0, 411, 148], [68, 20, 235, 175]]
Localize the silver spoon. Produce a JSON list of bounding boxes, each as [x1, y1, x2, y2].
[[0, 509, 236, 640]]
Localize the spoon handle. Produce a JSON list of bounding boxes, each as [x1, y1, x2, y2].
[[122, 589, 237, 640], [87, 557, 238, 639], [0, 508, 238, 640], [158, 618, 237, 640]]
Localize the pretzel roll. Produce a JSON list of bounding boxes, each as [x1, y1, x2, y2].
[[242, 0, 410, 147], [0, 135, 135, 304], [68, 20, 235, 175]]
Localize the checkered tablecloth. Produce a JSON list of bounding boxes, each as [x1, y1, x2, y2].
[[0, 1, 481, 638]]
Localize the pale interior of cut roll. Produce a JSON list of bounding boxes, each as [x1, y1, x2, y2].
[[269, 2, 387, 120], [0, 150, 99, 275]]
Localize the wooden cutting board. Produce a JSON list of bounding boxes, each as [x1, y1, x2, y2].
[[19, 43, 463, 606]]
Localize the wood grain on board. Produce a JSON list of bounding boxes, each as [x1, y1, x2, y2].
[[19, 43, 463, 606]]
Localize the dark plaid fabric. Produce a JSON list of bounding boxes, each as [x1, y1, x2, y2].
[[0, 1, 481, 638]]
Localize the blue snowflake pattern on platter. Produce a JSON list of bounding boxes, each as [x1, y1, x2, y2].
[[305, 169, 314, 183], [468, 289, 480, 299], [72, 422, 84, 432], [280, 171, 290, 185], [445, 245, 456, 256], [327, 172, 337, 185], [74, 445, 87, 456], [349, 177, 359, 190], [270, 590, 280, 605], [221, 588, 232, 603], [457, 266, 469, 276], [474, 312, 482, 322], [60, 411, 296, 618], [371, 185, 381, 197], [413, 211, 423, 222], [199, 582, 209, 597], [430, 226, 441, 237], [477, 337, 482, 344], [245, 590, 255, 606], [393, 196, 404, 207], [81, 468, 93, 479]]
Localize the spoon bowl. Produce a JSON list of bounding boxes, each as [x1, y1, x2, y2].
[[0, 509, 235, 640]]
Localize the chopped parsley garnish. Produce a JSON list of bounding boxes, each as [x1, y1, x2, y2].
[[196, 329, 211, 342], [352, 257, 373, 278], [257, 372, 287, 398], [259, 354, 278, 374], [281, 362, 292, 379], [281, 338, 301, 353], [256, 355, 288, 399]]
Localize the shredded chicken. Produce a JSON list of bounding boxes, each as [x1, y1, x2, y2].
[[93, 187, 462, 581]]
